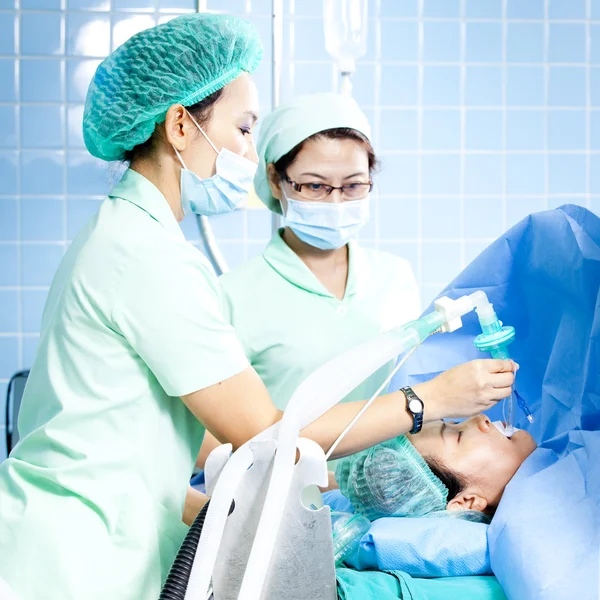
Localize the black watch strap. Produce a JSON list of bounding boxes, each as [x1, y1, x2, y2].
[[401, 386, 424, 434]]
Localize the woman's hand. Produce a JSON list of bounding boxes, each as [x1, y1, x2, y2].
[[413, 358, 518, 422]]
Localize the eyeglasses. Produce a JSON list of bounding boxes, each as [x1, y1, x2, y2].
[[285, 176, 373, 201]]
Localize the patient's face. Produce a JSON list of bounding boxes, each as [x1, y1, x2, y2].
[[409, 414, 537, 508]]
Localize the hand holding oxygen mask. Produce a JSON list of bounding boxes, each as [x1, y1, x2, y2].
[[413, 358, 519, 423]]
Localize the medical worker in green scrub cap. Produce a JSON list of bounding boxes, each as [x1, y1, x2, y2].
[[0, 15, 517, 600]]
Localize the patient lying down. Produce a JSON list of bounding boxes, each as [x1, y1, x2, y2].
[[335, 414, 537, 521]]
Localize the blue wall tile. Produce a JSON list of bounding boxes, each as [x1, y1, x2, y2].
[[67, 59, 101, 102], [22, 0, 61, 8], [423, 66, 461, 105], [548, 155, 586, 194], [0, 13, 16, 54], [507, 0, 544, 19], [67, 198, 102, 239], [292, 63, 333, 96], [21, 151, 65, 195], [0, 245, 18, 286], [21, 244, 64, 286], [466, 0, 502, 18], [21, 198, 64, 241], [549, 67, 586, 106], [22, 335, 39, 369], [591, 156, 600, 193], [549, 0, 586, 19], [465, 239, 492, 265], [421, 197, 461, 238], [549, 24, 586, 63], [380, 66, 419, 106], [21, 59, 64, 102], [506, 197, 547, 228], [0, 291, 19, 332], [593, 0, 600, 19], [22, 289, 48, 333], [591, 25, 600, 64], [465, 110, 503, 151], [421, 154, 461, 194], [67, 0, 110, 9], [464, 154, 504, 195], [288, 0, 320, 16], [423, 21, 460, 62], [548, 110, 586, 150], [0, 60, 16, 102], [0, 199, 18, 241], [0, 107, 17, 149], [158, 0, 194, 11], [507, 154, 546, 194], [378, 155, 419, 195], [466, 23, 502, 63], [21, 105, 65, 149], [113, 0, 154, 11], [67, 152, 113, 195], [67, 105, 85, 148], [378, 198, 418, 239], [507, 23, 544, 63], [592, 69, 600, 105], [350, 63, 375, 107], [67, 14, 111, 56], [0, 152, 18, 195], [380, 110, 418, 151], [465, 67, 502, 106], [421, 242, 461, 283], [0, 337, 19, 380], [507, 66, 545, 106], [464, 197, 505, 239], [381, 0, 418, 18], [423, 0, 460, 17], [507, 110, 545, 150], [293, 18, 331, 61], [381, 21, 419, 62], [21, 12, 63, 55], [422, 109, 460, 150], [592, 112, 600, 150]]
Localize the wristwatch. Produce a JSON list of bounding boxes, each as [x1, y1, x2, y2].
[[401, 386, 424, 434]]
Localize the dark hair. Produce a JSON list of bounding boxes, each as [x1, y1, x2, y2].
[[272, 127, 378, 181], [425, 455, 495, 520], [123, 87, 225, 163]]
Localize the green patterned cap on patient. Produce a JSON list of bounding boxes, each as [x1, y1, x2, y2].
[[336, 435, 448, 520], [83, 13, 263, 161]]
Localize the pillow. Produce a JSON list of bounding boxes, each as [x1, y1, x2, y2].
[[323, 491, 491, 578]]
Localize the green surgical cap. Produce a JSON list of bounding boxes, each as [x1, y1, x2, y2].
[[83, 13, 263, 162], [335, 435, 448, 520], [255, 93, 372, 214]]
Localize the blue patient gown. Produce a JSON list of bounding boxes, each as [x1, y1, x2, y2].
[[391, 204, 600, 600]]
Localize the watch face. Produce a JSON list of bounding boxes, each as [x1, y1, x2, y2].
[[408, 398, 423, 414]]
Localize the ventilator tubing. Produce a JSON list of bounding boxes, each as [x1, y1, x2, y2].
[[184, 291, 499, 600]]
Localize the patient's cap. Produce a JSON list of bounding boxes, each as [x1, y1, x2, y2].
[[335, 435, 448, 520]]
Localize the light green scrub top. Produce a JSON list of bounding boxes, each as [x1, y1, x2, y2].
[[220, 230, 420, 413], [0, 170, 248, 600]]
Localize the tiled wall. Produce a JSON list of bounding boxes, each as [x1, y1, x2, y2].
[[1, 0, 599, 457]]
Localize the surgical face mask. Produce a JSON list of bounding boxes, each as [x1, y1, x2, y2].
[[173, 111, 257, 217], [281, 187, 370, 251]]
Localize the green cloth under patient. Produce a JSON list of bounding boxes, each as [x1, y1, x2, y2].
[[336, 568, 506, 600]]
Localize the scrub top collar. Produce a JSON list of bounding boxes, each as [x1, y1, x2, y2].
[[263, 228, 362, 299], [109, 169, 185, 240]]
